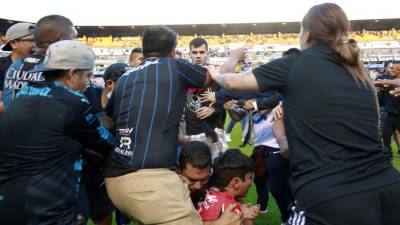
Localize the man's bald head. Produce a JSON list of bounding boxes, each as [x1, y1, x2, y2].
[[34, 15, 77, 49]]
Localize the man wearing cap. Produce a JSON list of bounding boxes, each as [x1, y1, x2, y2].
[[0, 40, 114, 225], [101, 62, 130, 108], [81, 62, 130, 225], [2, 15, 77, 109], [0, 22, 35, 115]]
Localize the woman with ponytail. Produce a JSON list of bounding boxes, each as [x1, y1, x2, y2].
[[208, 3, 400, 225]]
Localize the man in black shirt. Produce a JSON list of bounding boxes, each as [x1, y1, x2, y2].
[[0, 40, 114, 225], [376, 62, 392, 137], [378, 61, 400, 157], [183, 37, 228, 159], [0, 22, 35, 115], [104, 26, 244, 225]]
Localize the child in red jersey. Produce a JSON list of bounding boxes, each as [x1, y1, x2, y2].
[[198, 149, 260, 225]]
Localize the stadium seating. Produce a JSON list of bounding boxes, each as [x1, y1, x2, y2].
[[77, 29, 400, 48]]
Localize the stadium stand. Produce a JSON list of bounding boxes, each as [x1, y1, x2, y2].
[[1, 18, 400, 67]]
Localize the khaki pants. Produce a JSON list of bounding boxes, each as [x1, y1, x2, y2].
[[105, 169, 202, 225]]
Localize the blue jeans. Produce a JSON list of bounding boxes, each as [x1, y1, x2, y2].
[[226, 119, 237, 134]]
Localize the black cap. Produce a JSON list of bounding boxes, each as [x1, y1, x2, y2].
[[103, 63, 129, 81]]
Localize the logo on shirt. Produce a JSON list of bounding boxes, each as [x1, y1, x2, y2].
[[114, 128, 134, 157], [4, 68, 44, 91], [24, 57, 41, 64]]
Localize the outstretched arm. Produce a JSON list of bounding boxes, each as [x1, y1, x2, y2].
[[208, 66, 260, 92]]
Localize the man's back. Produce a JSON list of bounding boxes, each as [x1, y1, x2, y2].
[[0, 81, 113, 225], [104, 57, 207, 177]]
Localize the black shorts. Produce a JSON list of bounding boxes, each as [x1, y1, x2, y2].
[[289, 182, 400, 225]]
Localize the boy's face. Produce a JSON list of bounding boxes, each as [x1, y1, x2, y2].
[[237, 172, 253, 198], [189, 44, 208, 66]]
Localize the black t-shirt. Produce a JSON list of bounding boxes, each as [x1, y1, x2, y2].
[[375, 73, 392, 108], [104, 57, 208, 177], [0, 55, 12, 91], [185, 85, 225, 137], [384, 90, 400, 116], [253, 44, 400, 209], [0, 81, 114, 225]]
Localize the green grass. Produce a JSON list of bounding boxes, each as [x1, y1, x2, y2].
[[88, 122, 400, 225]]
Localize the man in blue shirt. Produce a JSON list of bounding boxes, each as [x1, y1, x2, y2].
[[0, 22, 35, 115], [0, 40, 114, 225], [104, 25, 244, 225], [2, 15, 78, 108]]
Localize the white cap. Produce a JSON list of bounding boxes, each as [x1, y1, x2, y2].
[[2, 22, 35, 51], [31, 40, 95, 72]]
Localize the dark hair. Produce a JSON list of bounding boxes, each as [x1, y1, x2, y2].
[[282, 48, 301, 57], [34, 15, 75, 49], [130, 47, 143, 55], [302, 3, 372, 88], [384, 60, 394, 69], [210, 149, 254, 190], [142, 26, 177, 58], [42, 69, 68, 81], [178, 141, 212, 170], [189, 37, 208, 50]]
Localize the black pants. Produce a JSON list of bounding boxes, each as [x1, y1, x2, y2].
[[382, 113, 400, 156], [290, 182, 400, 225], [253, 145, 293, 222]]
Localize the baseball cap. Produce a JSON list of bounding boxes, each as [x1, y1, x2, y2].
[[30, 40, 95, 73], [2, 22, 35, 51], [103, 63, 129, 81]]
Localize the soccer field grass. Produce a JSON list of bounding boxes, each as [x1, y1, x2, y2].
[[88, 123, 400, 225]]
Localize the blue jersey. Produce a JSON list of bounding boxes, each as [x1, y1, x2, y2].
[[0, 81, 114, 225], [2, 53, 44, 107], [104, 58, 208, 177]]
